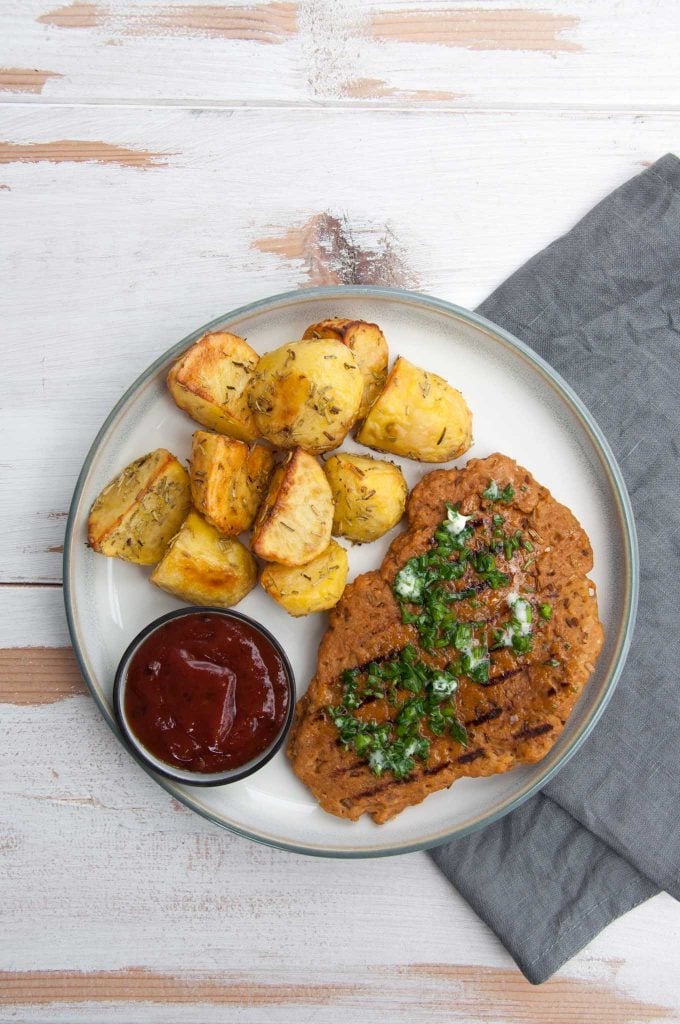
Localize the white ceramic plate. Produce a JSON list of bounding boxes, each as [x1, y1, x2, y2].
[[64, 286, 637, 857]]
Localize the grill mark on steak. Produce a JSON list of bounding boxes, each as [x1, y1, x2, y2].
[[512, 722, 553, 740], [457, 748, 486, 764], [466, 706, 503, 727], [477, 665, 524, 687], [353, 649, 404, 674], [351, 777, 411, 801], [423, 762, 453, 777]]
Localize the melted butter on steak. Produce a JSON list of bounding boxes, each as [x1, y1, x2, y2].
[[287, 453, 604, 823]]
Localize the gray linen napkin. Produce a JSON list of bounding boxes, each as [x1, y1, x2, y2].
[[431, 154, 680, 984]]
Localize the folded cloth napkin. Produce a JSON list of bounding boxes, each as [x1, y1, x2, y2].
[[431, 153, 680, 984]]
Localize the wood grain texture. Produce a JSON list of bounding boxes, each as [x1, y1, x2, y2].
[[0, 587, 71, 647], [369, 7, 582, 52], [0, 0, 675, 106], [0, 67, 63, 93], [36, 3, 102, 28], [340, 78, 460, 100], [2, 964, 676, 1020], [0, 646, 86, 704], [253, 212, 419, 286], [0, 139, 170, 166], [37, 1, 299, 42]]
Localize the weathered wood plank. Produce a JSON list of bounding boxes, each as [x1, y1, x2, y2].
[[0, 138, 169, 166], [0, 586, 71, 646], [369, 7, 582, 52], [0, 646, 86, 704], [1, 963, 676, 1022], [0, 67, 63, 93], [35, 0, 299, 42], [0, 0, 678, 107]]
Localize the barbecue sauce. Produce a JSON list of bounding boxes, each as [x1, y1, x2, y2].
[[124, 612, 290, 772]]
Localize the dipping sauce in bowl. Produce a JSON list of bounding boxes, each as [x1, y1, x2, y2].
[[114, 608, 294, 785]]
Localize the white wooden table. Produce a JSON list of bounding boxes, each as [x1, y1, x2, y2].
[[2, 2, 680, 1020]]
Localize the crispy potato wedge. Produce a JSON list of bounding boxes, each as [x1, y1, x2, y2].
[[251, 448, 333, 566], [190, 431, 274, 536], [88, 449, 191, 565], [167, 331, 259, 441], [324, 453, 407, 543], [150, 510, 257, 607], [356, 356, 472, 462], [247, 339, 362, 454], [302, 318, 388, 420], [260, 540, 348, 617]]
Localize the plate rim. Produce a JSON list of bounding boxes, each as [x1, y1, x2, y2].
[[63, 284, 639, 858]]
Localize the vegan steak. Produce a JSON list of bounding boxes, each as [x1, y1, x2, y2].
[[287, 452, 604, 823]]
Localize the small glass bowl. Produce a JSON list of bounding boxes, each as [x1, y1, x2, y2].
[[113, 606, 296, 787]]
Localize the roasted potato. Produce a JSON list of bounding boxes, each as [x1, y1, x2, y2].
[[303, 318, 388, 420], [246, 339, 362, 454], [260, 540, 348, 617], [190, 431, 274, 536], [356, 356, 472, 462], [150, 511, 257, 607], [324, 453, 407, 543], [251, 448, 333, 566], [87, 449, 191, 565], [167, 331, 259, 441]]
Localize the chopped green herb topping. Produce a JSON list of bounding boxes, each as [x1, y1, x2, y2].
[[491, 593, 535, 654], [393, 562, 426, 602], [482, 479, 515, 504], [444, 506, 471, 536], [326, 653, 467, 780]]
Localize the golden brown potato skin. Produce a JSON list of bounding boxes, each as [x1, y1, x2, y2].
[[251, 447, 333, 566], [324, 453, 407, 543], [260, 540, 348, 616], [150, 510, 257, 607], [246, 339, 362, 454], [87, 449, 191, 565], [356, 356, 472, 462], [190, 431, 274, 536], [302, 319, 388, 420], [167, 331, 259, 441]]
